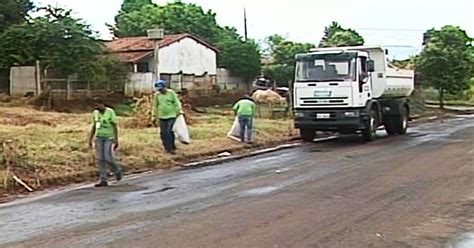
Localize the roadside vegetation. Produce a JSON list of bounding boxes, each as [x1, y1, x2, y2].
[[0, 101, 296, 198], [424, 84, 474, 106]]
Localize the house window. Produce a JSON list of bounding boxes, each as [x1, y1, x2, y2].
[[137, 62, 150, 73]]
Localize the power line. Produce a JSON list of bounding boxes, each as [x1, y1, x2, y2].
[[356, 28, 426, 32], [383, 45, 423, 48]]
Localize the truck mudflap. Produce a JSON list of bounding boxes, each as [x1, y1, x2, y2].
[[294, 108, 368, 133]]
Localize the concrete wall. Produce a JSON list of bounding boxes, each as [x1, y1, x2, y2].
[[216, 68, 246, 90], [154, 37, 217, 75], [125, 72, 154, 96], [10, 66, 36, 96]]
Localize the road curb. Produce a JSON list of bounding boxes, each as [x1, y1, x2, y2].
[[181, 136, 337, 169]]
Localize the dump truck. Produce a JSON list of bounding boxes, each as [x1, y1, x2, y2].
[[292, 46, 414, 141]]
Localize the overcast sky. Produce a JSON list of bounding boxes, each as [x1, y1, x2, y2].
[[34, 0, 473, 59]]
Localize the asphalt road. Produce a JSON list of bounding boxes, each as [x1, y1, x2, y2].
[[1, 116, 474, 248]]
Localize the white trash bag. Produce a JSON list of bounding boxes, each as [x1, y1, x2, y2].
[[227, 116, 241, 141], [173, 115, 191, 144]]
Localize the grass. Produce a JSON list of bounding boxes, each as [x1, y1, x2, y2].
[[113, 99, 135, 116], [423, 85, 474, 106], [0, 105, 296, 196]]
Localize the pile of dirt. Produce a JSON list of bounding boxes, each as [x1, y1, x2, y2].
[[0, 113, 56, 127], [123, 93, 198, 129], [0, 139, 41, 193], [122, 94, 154, 129], [0, 94, 13, 103], [188, 91, 244, 107], [30, 93, 129, 113]]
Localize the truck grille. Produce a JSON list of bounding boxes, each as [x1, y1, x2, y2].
[[300, 97, 349, 106]]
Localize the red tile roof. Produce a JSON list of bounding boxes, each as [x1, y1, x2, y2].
[[105, 33, 218, 63]]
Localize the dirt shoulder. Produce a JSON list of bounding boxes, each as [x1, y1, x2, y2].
[[0, 105, 297, 201]]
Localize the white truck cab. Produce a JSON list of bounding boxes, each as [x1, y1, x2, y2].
[[293, 46, 414, 141]]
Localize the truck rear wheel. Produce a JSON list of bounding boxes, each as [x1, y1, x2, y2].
[[394, 106, 409, 135], [384, 116, 397, 135], [362, 109, 378, 142], [300, 128, 316, 142]]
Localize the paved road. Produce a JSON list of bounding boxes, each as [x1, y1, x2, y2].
[[1, 116, 474, 248]]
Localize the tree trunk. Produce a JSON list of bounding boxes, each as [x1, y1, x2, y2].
[[66, 78, 71, 101], [439, 88, 444, 110]]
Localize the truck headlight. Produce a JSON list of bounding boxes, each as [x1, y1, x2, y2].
[[344, 111, 359, 118], [295, 112, 304, 118]]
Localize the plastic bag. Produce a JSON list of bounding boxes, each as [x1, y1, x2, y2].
[[173, 115, 191, 144], [227, 116, 241, 141]]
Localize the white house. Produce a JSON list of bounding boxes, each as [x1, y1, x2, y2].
[[106, 33, 218, 95]]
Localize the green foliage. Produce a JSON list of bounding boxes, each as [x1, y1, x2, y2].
[[263, 35, 313, 85], [111, 1, 261, 81], [0, 6, 103, 77], [0, 0, 34, 32], [0, 6, 128, 86], [216, 27, 261, 80], [422, 28, 436, 45], [319, 21, 364, 47], [120, 0, 154, 13], [391, 56, 417, 70], [80, 55, 130, 86], [417, 25, 472, 108], [112, 2, 217, 41]]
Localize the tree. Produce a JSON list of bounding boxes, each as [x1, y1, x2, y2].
[[417, 25, 472, 109], [0, 6, 104, 78], [391, 56, 417, 70], [263, 35, 313, 85], [112, 2, 217, 41], [0, 0, 34, 32], [120, 0, 154, 13], [422, 28, 436, 45], [215, 27, 261, 81], [319, 21, 364, 47], [111, 1, 261, 82]]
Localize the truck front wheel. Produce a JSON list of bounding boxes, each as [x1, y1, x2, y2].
[[362, 109, 378, 142], [300, 128, 316, 142]]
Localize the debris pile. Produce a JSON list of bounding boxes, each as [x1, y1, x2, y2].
[[123, 92, 197, 129], [0, 139, 39, 192]]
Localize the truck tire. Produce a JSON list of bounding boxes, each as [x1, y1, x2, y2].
[[394, 106, 409, 135], [362, 109, 378, 142], [383, 116, 397, 135], [300, 128, 316, 142]]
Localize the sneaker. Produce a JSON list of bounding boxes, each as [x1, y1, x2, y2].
[[94, 181, 108, 187]]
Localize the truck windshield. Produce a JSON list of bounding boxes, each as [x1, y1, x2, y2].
[[296, 54, 357, 82]]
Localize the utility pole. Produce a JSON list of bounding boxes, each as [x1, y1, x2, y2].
[[244, 8, 248, 41], [147, 28, 164, 90]]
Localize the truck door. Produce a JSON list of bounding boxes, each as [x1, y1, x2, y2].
[[356, 56, 371, 106]]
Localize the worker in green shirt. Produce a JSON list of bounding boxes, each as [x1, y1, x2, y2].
[[152, 80, 182, 154], [233, 95, 256, 144], [88, 98, 122, 187]]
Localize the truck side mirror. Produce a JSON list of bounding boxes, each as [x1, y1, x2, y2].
[[367, 60, 375, 72]]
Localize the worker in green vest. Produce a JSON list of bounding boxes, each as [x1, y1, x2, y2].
[[152, 80, 182, 154], [233, 95, 256, 144], [88, 98, 122, 187]]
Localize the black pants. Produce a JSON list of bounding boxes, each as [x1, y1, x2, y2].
[[160, 118, 176, 152]]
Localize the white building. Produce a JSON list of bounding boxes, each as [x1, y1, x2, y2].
[[106, 33, 219, 95]]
